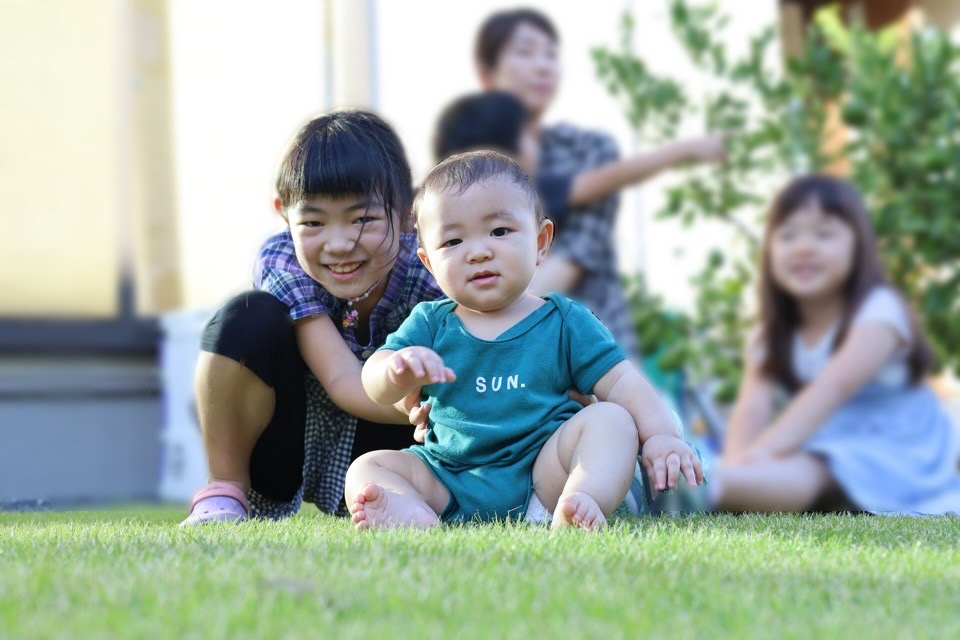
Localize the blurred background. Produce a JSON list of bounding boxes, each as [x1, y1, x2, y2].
[[1, 0, 958, 506]]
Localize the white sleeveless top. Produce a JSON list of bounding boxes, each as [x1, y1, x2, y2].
[[792, 287, 912, 389]]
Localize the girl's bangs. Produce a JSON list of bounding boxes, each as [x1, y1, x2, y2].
[[299, 133, 382, 201], [772, 175, 858, 225]]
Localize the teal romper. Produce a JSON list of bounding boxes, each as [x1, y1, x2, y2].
[[380, 293, 625, 522]]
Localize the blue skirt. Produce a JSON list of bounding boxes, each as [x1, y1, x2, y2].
[[804, 384, 960, 515]]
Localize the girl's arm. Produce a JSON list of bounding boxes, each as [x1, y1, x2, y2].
[[567, 135, 726, 207], [295, 314, 409, 424], [743, 322, 903, 460], [722, 340, 777, 460]]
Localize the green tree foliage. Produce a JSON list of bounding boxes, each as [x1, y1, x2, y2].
[[596, 2, 960, 402]]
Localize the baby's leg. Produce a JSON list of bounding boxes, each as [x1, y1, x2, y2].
[[344, 450, 449, 529], [711, 454, 835, 512], [532, 402, 639, 530]]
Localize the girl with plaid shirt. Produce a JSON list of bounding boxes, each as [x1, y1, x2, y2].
[[181, 111, 444, 525]]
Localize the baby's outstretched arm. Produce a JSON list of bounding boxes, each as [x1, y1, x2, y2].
[[362, 347, 456, 405], [593, 361, 703, 491]]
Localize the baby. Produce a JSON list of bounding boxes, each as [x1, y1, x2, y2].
[[346, 151, 702, 530]]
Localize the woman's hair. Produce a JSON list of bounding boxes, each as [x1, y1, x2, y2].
[[433, 91, 528, 162], [474, 8, 558, 71], [758, 174, 935, 390], [275, 110, 414, 238], [412, 150, 544, 241]]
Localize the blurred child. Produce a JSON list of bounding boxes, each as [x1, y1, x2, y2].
[[715, 175, 960, 514], [346, 151, 703, 530], [181, 110, 445, 525]]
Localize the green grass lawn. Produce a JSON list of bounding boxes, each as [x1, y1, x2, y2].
[[2, 508, 958, 639]]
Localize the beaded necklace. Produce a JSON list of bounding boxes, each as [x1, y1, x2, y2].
[[341, 275, 387, 330]]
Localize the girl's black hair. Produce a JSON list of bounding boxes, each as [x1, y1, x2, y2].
[[433, 91, 528, 162], [275, 110, 414, 243], [474, 8, 558, 71], [758, 174, 935, 390]]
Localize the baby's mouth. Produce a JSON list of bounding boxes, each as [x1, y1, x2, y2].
[[470, 271, 498, 284]]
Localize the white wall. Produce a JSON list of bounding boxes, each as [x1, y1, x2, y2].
[[168, 0, 327, 309]]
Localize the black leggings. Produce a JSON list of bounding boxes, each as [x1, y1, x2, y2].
[[200, 291, 416, 501]]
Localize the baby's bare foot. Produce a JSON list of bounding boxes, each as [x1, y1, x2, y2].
[[551, 492, 607, 531], [349, 483, 439, 530]]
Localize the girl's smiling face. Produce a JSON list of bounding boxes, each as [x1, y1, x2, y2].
[[769, 200, 856, 304], [284, 194, 400, 302]]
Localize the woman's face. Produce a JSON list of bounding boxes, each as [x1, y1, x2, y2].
[[483, 22, 560, 119]]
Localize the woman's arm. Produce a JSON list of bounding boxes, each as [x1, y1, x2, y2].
[[743, 323, 902, 460], [567, 135, 726, 207], [295, 314, 409, 424]]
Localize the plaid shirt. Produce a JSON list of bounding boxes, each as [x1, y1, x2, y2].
[[255, 229, 444, 359], [540, 123, 637, 357], [250, 229, 444, 517]]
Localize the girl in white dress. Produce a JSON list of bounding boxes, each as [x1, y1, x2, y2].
[[714, 175, 960, 514]]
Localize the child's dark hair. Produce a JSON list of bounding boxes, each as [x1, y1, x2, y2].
[[412, 150, 545, 239], [474, 8, 558, 71], [759, 174, 935, 390], [275, 110, 413, 238], [433, 91, 528, 162]]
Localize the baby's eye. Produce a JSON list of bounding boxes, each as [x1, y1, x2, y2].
[[491, 227, 511, 237], [442, 238, 462, 248]]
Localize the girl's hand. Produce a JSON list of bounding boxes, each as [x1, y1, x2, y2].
[[641, 433, 704, 492], [568, 389, 597, 407], [394, 387, 431, 443], [387, 347, 456, 389]]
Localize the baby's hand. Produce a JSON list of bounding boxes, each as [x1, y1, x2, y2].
[[387, 347, 456, 389], [641, 433, 704, 492]]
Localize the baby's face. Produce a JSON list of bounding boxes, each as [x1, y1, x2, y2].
[[416, 177, 551, 313]]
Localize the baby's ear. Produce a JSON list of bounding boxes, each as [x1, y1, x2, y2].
[[416, 247, 434, 275], [536, 218, 554, 265]]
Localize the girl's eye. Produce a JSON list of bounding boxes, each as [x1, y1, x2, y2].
[[353, 216, 379, 225], [302, 220, 323, 228], [442, 238, 462, 248], [491, 227, 510, 237]]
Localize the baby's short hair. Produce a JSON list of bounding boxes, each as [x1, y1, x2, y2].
[[412, 150, 545, 239]]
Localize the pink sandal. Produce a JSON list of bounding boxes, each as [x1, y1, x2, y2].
[[179, 482, 250, 527]]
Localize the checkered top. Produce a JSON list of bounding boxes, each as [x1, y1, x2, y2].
[[540, 123, 637, 356]]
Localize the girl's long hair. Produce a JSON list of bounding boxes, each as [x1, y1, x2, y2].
[[758, 175, 935, 391]]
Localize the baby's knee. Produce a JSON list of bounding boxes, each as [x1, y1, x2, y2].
[[589, 402, 639, 446]]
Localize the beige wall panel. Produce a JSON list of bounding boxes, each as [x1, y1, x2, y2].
[[0, 1, 120, 317]]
